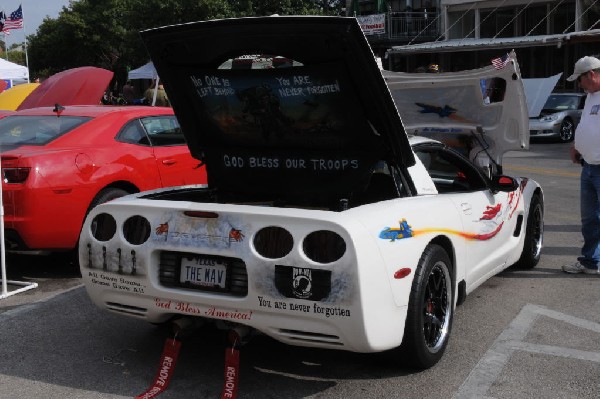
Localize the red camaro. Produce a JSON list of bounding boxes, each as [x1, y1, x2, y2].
[[0, 105, 206, 254]]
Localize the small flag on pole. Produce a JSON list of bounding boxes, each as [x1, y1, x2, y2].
[[2, 5, 23, 34], [491, 53, 510, 70]]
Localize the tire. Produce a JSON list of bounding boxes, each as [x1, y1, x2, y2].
[[558, 119, 574, 143], [514, 194, 543, 268], [88, 187, 130, 213], [399, 244, 453, 369]]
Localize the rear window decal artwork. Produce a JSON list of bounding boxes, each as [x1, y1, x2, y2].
[[416, 102, 472, 123], [391, 85, 502, 129], [189, 72, 349, 142]]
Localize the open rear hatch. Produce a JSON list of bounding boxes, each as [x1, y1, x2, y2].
[[384, 55, 528, 175], [141, 16, 415, 207]]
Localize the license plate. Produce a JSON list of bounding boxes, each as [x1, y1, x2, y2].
[[180, 257, 227, 289]]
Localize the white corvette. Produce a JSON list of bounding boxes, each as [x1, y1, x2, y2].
[[79, 16, 543, 369]]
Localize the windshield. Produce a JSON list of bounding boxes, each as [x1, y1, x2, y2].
[[543, 95, 581, 111], [218, 54, 304, 70], [0, 115, 91, 146]]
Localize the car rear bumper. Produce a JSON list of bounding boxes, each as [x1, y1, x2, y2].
[[81, 253, 407, 353], [79, 201, 409, 353], [3, 228, 31, 251]]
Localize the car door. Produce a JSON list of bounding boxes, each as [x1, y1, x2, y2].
[[414, 144, 517, 286], [139, 115, 206, 187]]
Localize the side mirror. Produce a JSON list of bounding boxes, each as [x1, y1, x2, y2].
[[491, 175, 519, 192]]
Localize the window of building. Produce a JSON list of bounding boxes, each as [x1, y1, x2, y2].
[[447, 10, 475, 39], [480, 9, 515, 38], [582, 1, 600, 30], [522, 5, 547, 36], [552, 1, 577, 33]]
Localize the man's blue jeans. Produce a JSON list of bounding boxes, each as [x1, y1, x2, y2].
[[579, 161, 600, 268]]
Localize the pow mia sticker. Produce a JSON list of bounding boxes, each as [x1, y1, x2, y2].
[[274, 265, 331, 301], [292, 268, 312, 299]]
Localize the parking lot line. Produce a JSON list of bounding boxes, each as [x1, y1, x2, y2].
[[453, 303, 600, 399]]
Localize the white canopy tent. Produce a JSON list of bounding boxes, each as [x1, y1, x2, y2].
[[0, 60, 37, 299], [128, 61, 160, 106], [0, 58, 29, 82], [128, 61, 157, 80]]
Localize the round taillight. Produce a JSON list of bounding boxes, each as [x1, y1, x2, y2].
[[123, 215, 151, 245], [91, 213, 116, 242], [303, 230, 346, 264], [253, 226, 293, 259]]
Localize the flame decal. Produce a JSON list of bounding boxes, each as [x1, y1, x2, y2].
[[381, 178, 528, 243], [412, 222, 504, 241], [480, 204, 502, 220]]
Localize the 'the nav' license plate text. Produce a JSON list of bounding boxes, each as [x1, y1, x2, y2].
[[180, 257, 227, 289]]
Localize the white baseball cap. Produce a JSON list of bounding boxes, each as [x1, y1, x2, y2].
[[567, 56, 600, 81]]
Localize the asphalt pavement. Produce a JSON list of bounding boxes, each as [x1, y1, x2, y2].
[[0, 141, 598, 399]]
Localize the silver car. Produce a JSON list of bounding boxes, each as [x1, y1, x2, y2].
[[529, 93, 586, 142]]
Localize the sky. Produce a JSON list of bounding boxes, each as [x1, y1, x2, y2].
[[2, 0, 72, 46]]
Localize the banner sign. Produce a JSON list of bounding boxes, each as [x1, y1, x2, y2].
[[357, 14, 386, 35]]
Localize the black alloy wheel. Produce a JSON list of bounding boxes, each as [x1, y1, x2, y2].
[[559, 119, 574, 143], [399, 244, 453, 369], [514, 194, 543, 268]]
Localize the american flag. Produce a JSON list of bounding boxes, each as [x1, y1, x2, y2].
[[2, 5, 23, 34], [491, 53, 510, 70]]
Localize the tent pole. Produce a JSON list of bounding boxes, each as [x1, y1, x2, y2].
[[152, 76, 159, 106], [1, 179, 6, 296], [21, 2, 30, 82], [1, 152, 38, 299]]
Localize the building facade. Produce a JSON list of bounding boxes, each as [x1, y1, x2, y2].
[[348, 0, 444, 56], [350, 0, 600, 88]]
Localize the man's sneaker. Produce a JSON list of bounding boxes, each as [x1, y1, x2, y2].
[[562, 262, 600, 274]]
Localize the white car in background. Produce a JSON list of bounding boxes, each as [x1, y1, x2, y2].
[[79, 16, 543, 369]]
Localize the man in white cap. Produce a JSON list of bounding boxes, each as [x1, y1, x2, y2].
[[563, 55, 600, 274]]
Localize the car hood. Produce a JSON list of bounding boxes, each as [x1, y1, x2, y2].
[[0, 83, 40, 111], [384, 56, 529, 168], [532, 109, 565, 119], [17, 67, 113, 111], [141, 16, 414, 201]]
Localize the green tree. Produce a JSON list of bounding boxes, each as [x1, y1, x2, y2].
[[27, 0, 343, 80], [28, 1, 129, 76], [228, 0, 342, 16], [7, 43, 26, 65], [120, 0, 234, 69], [0, 40, 26, 65]]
